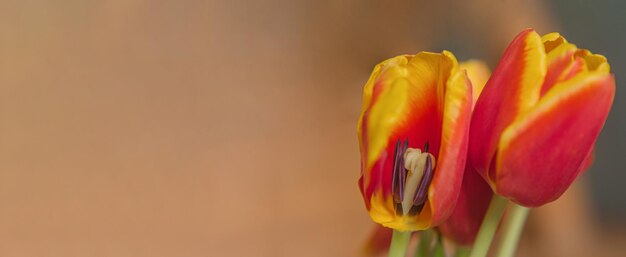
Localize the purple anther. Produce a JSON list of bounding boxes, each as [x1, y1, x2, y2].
[[391, 139, 409, 215], [408, 155, 434, 215], [391, 140, 404, 204]]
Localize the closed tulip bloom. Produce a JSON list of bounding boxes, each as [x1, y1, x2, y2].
[[358, 51, 473, 231], [469, 29, 615, 207]]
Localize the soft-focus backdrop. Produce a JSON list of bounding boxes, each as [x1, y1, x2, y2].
[[0, 1, 624, 257]]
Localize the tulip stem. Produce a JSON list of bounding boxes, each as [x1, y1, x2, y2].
[[495, 203, 530, 257], [432, 233, 446, 257], [454, 247, 470, 257], [415, 229, 433, 257], [468, 195, 508, 257], [389, 230, 411, 257]]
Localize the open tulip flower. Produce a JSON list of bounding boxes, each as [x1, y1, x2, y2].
[[469, 28, 615, 207], [357, 51, 473, 231]]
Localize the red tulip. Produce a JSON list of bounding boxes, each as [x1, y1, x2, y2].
[[469, 29, 615, 207], [357, 51, 473, 231]]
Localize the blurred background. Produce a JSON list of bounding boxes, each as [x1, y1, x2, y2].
[[0, 0, 624, 256]]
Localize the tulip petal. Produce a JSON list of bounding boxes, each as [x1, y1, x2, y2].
[[363, 226, 393, 257], [578, 148, 595, 176], [428, 53, 473, 226], [542, 32, 568, 53], [438, 167, 492, 245], [495, 72, 615, 206], [358, 56, 411, 176], [469, 28, 546, 185], [539, 33, 611, 96], [540, 41, 578, 96], [460, 60, 491, 108], [576, 49, 611, 73], [439, 60, 491, 244]]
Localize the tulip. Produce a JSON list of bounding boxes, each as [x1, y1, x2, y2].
[[357, 51, 473, 231], [469, 28, 615, 207]]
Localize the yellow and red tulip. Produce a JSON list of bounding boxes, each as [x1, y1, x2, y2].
[[469, 28, 615, 207], [357, 51, 473, 231]]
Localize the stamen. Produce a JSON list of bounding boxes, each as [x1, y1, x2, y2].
[[395, 203, 403, 216], [392, 140, 402, 204], [408, 155, 434, 216], [391, 139, 408, 212], [400, 144, 436, 217], [408, 203, 424, 216]]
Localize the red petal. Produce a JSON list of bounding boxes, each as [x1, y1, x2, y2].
[[429, 59, 473, 226], [362, 225, 393, 256], [469, 29, 546, 186], [495, 73, 615, 207], [540, 42, 577, 96], [438, 166, 492, 245]]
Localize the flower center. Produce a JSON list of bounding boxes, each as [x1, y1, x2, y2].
[[391, 139, 436, 216]]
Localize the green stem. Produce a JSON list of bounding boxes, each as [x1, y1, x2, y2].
[[468, 195, 508, 257], [433, 233, 446, 257], [389, 230, 411, 257], [494, 203, 530, 257], [454, 247, 470, 257], [415, 229, 433, 257]]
